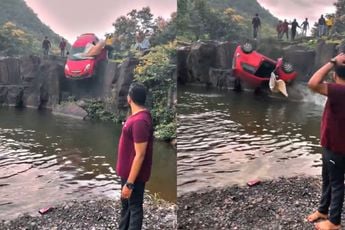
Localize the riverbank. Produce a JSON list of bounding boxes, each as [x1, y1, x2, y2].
[[0, 197, 176, 230], [178, 177, 345, 229]]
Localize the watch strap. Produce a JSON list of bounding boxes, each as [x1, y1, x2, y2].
[[125, 182, 135, 190]]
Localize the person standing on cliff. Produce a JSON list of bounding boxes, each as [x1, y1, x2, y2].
[[116, 83, 154, 230], [301, 18, 309, 37], [281, 19, 289, 40], [276, 20, 283, 40], [291, 19, 300, 41], [42, 36, 51, 56], [307, 53, 345, 230], [252, 13, 261, 40], [59, 38, 67, 57], [318, 15, 326, 37]]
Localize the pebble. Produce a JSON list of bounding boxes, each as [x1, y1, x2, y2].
[[0, 198, 176, 230], [177, 176, 345, 230]]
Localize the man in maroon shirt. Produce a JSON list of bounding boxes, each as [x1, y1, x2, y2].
[[307, 53, 345, 230], [116, 83, 153, 230]]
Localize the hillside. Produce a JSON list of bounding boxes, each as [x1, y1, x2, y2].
[[0, 0, 62, 55], [177, 0, 278, 42], [208, 0, 278, 26]]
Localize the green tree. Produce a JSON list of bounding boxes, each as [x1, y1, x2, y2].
[[0, 21, 33, 56]]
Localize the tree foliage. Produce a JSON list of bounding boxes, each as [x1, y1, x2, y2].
[[0, 0, 62, 55], [177, 0, 278, 42], [0, 21, 34, 56], [133, 42, 176, 140]]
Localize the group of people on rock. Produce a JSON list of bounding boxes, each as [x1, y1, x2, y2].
[[252, 13, 335, 41], [42, 36, 67, 57]]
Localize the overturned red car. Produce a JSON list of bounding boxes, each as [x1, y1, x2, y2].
[[64, 33, 107, 80], [232, 43, 297, 90]]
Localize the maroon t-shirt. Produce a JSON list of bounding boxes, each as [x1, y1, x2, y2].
[[116, 110, 153, 182], [321, 83, 345, 154]]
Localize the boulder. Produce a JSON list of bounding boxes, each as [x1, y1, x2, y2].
[[209, 68, 234, 89], [7, 86, 24, 107], [0, 57, 21, 84], [187, 41, 217, 84], [52, 102, 88, 120], [177, 46, 191, 84], [314, 40, 337, 69], [105, 57, 139, 116], [282, 46, 316, 82]]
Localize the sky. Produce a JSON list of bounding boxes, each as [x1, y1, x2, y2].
[[257, 0, 336, 24], [24, 0, 176, 43], [23, 0, 336, 42]]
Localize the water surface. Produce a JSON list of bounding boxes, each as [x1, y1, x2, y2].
[[178, 85, 324, 194], [0, 108, 176, 219]]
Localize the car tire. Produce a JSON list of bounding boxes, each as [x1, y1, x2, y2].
[[282, 61, 294, 74], [241, 43, 254, 54]]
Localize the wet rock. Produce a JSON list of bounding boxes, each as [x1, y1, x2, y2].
[[314, 40, 338, 69], [282, 45, 315, 82], [52, 102, 88, 120]]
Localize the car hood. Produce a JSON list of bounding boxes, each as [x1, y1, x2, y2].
[[65, 59, 94, 71]]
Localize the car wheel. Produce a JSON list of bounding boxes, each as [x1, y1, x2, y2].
[[241, 43, 254, 54], [282, 62, 294, 74]]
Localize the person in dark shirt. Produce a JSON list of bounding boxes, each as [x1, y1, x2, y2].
[[307, 53, 345, 230], [252, 13, 261, 39], [59, 38, 67, 57], [42, 36, 51, 56], [116, 83, 154, 230], [318, 14, 326, 37], [301, 18, 309, 37], [291, 19, 300, 41]]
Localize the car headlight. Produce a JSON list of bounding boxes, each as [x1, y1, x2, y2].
[[84, 64, 91, 72], [65, 64, 69, 71]]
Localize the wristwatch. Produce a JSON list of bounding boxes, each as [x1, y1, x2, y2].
[[330, 57, 337, 65], [125, 182, 135, 190]]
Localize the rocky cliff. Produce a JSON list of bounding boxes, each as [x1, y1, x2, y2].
[[0, 55, 138, 117], [178, 39, 344, 88]]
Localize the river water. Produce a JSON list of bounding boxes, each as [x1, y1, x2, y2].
[[177, 85, 325, 195], [0, 108, 176, 220]]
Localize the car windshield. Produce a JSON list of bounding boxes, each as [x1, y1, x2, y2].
[[68, 46, 94, 60]]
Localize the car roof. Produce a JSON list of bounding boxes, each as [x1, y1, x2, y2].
[[72, 33, 98, 47]]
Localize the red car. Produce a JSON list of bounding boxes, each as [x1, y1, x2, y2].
[[64, 33, 107, 79], [232, 43, 297, 90]]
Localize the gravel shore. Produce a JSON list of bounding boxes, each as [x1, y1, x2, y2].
[[178, 177, 345, 230], [0, 197, 176, 230]]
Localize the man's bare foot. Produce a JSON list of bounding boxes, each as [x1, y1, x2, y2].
[[307, 211, 328, 223], [315, 220, 341, 230]]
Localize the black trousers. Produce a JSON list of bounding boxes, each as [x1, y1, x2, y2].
[[318, 148, 345, 225], [119, 179, 146, 230]]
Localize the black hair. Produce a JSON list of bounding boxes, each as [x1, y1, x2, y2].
[[335, 64, 345, 80], [128, 83, 147, 106]]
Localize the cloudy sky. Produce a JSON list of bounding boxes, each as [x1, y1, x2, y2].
[[23, 0, 336, 42], [24, 0, 176, 42], [257, 0, 336, 23]]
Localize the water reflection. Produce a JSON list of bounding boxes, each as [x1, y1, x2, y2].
[[177, 85, 323, 195]]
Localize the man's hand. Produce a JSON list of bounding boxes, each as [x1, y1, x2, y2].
[[335, 53, 345, 65], [308, 52, 345, 95], [121, 185, 133, 199]]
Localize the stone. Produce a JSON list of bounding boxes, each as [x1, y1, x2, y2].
[[52, 102, 88, 120]]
